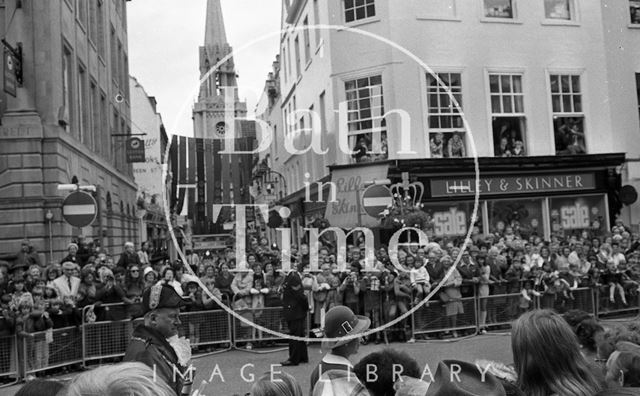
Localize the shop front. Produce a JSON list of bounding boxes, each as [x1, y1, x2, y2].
[[390, 154, 625, 241]]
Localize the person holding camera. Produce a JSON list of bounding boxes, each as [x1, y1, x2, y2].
[[281, 260, 309, 366], [339, 263, 362, 315]]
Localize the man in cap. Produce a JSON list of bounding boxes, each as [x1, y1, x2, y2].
[[310, 305, 371, 395], [280, 260, 309, 366], [123, 282, 192, 395]]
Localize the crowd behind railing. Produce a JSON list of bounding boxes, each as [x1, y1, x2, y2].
[[0, 219, 640, 381]]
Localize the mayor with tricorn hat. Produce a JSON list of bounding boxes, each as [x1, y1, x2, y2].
[[123, 282, 194, 395]]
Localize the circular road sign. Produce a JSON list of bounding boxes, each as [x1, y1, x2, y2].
[[362, 184, 393, 218], [62, 191, 97, 228]]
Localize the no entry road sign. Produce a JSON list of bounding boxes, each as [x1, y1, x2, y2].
[[362, 184, 393, 218], [62, 191, 97, 228]]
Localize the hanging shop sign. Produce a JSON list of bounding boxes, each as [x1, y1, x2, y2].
[[126, 137, 146, 163]]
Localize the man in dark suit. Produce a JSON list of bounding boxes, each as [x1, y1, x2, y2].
[[281, 260, 309, 366]]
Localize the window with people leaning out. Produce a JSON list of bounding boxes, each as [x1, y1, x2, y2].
[[427, 72, 467, 158], [484, 0, 513, 18], [346, 75, 388, 163], [550, 74, 586, 155], [631, 0, 640, 24], [490, 73, 526, 157], [544, 0, 572, 20]]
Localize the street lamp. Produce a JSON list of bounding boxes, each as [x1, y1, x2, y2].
[[45, 210, 53, 262]]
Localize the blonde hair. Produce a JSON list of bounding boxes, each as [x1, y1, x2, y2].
[[512, 309, 603, 396], [250, 371, 303, 396], [65, 362, 174, 396]]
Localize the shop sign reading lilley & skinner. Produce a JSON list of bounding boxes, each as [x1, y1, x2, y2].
[[430, 173, 596, 198]]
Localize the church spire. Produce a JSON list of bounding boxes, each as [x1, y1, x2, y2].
[[204, 0, 228, 49]]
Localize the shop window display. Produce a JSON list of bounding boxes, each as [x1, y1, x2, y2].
[[549, 195, 607, 237], [488, 198, 544, 240], [423, 202, 481, 240]]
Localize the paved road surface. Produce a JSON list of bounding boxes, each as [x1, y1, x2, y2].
[[1, 334, 514, 396]]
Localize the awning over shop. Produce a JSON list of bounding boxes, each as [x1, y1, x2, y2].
[[324, 162, 390, 228]]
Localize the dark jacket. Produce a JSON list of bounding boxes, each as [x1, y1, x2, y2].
[[59, 254, 78, 265], [426, 260, 444, 284], [281, 270, 308, 321], [14, 249, 42, 268], [117, 251, 141, 269], [123, 324, 188, 395]]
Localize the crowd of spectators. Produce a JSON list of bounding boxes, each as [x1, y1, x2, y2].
[[0, 218, 640, 375]]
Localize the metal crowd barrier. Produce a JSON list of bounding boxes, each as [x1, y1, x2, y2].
[[3, 285, 640, 382], [81, 298, 234, 365], [412, 296, 478, 336], [479, 292, 535, 330], [179, 296, 233, 353], [231, 294, 310, 349], [21, 327, 82, 377], [595, 286, 640, 319], [0, 335, 18, 387]]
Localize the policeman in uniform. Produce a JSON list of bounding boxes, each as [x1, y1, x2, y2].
[[123, 282, 193, 395], [280, 260, 309, 366]]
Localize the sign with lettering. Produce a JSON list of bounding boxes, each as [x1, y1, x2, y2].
[[433, 207, 467, 237], [324, 164, 389, 228], [560, 203, 590, 229], [549, 195, 607, 233], [126, 137, 146, 163], [430, 173, 596, 198], [0, 124, 43, 139]]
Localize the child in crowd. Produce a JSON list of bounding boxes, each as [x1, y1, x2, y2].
[[519, 280, 541, 314], [47, 299, 73, 329], [16, 300, 53, 372], [602, 260, 628, 305], [184, 281, 203, 349], [409, 257, 430, 305]]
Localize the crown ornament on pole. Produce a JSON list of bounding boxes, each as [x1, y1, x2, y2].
[[389, 172, 424, 209], [381, 172, 429, 229]]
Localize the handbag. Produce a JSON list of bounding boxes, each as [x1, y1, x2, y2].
[[45, 329, 54, 344], [85, 305, 96, 323], [439, 291, 451, 303]]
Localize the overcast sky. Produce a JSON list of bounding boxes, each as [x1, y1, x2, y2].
[[127, 0, 282, 136]]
